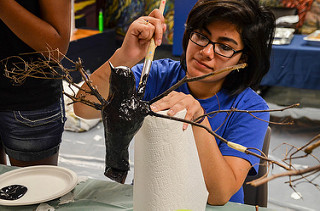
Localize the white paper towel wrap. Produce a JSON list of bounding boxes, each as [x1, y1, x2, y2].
[[133, 110, 208, 211]]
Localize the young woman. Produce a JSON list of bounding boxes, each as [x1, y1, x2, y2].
[[74, 0, 275, 205], [0, 0, 71, 166]]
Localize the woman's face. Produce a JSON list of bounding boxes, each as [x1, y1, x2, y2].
[[186, 20, 244, 84]]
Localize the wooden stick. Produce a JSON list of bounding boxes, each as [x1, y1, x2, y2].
[[137, 0, 166, 98], [145, 0, 166, 61]]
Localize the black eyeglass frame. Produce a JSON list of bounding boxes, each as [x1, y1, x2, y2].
[[189, 31, 244, 58]]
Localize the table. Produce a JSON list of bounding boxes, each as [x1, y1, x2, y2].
[[0, 165, 276, 211], [70, 29, 101, 41], [261, 35, 320, 90]]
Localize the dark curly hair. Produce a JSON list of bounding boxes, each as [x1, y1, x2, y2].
[[180, 0, 275, 95]]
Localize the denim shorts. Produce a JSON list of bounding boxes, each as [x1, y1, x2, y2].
[[0, 97, 66, 162]]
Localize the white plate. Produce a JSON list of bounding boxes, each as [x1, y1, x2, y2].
[[304, 30, 320, 46], [0, 165, 78, 206]]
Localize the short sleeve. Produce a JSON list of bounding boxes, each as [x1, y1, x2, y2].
[[218, 91, 270, 175]]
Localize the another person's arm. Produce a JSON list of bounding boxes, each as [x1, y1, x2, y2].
[[0, 0, 71, 59]]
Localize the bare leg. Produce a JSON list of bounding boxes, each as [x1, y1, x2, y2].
[[0, 143, 7, 165], [9, 152, 59, 167]]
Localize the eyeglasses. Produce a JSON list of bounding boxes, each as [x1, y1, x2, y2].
[[189, 31, 243, 58]]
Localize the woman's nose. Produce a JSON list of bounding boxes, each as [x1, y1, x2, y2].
[[200, 44, 214, 59]]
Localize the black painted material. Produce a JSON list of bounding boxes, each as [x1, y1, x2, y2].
[[102, 63, 150, 183], [0, 185, 27, 200]]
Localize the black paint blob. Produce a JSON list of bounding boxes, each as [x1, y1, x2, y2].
[[0, 185, 28, 200]]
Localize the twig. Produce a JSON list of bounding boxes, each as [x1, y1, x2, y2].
[[248, 165, 320, 187], [149, 63, 247, 104]]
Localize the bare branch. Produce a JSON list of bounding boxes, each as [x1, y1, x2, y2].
[[3, 50, 320, 190], [248, 165, 320, 187]]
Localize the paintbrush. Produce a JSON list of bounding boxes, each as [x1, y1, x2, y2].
[[137, 0, 166, 98]]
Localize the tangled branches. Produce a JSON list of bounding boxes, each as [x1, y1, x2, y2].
[[249, 134, 320, 190], [2, 49, 320, 190]]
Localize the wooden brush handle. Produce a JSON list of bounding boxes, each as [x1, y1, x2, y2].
[[145, 0, 166, 61]]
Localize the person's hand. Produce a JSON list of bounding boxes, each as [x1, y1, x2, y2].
[[150, 91, 205, 130], [116, 9, 166, 67]]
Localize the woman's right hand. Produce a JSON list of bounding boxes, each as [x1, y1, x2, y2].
[[74, 9, 166, 119], [115, 9, 166, 68]]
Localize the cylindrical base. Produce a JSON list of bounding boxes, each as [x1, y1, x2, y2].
[[133, 110, 208, 211]]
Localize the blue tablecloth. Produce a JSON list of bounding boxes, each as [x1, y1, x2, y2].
[[261, 35, 320, 90]]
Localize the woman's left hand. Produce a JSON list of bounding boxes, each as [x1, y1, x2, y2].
[[150, 91, 205, 130]]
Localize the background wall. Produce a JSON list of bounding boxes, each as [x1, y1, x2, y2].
[[74, 0, 174, 44]]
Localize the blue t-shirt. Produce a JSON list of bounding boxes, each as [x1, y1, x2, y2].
[[132, 58, 270, 203]]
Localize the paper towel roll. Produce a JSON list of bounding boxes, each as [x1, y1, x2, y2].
[[133, 110, 208, 211]]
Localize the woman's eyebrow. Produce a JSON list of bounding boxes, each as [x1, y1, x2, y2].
[[217, 37, 239, 46], [204, 27, 211, 35], [203, 27, 239, 46]]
